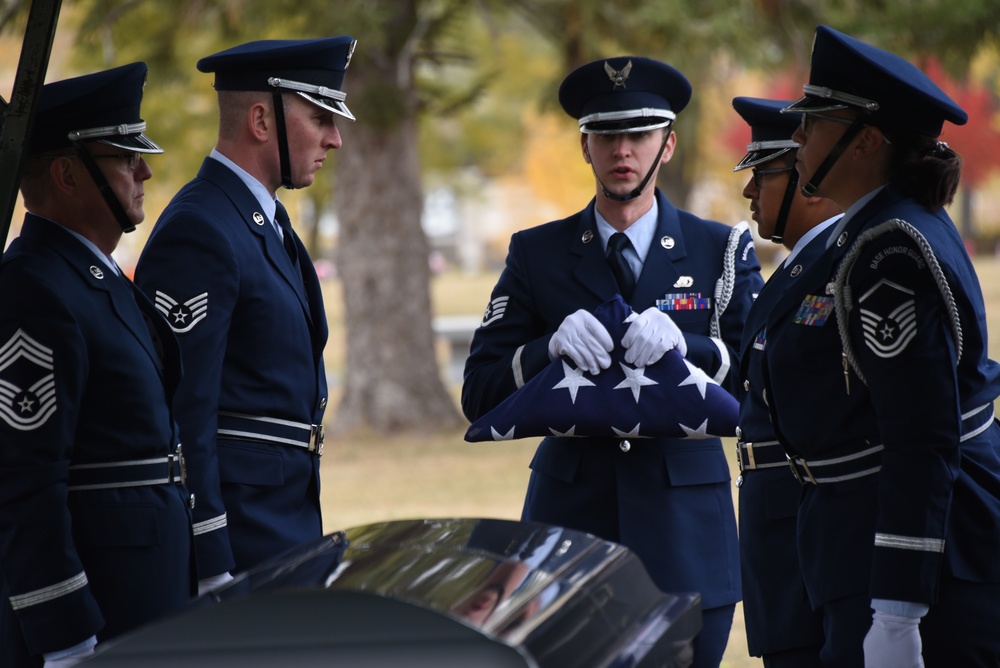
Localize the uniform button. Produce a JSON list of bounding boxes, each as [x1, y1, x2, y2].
[[736, 475, 744, 488], [189, 493, 196, 509], [743, 379, 750, 392], [735, 426, 743, 440], [619, 440, 631, 453], [319, 397, 328, 410]]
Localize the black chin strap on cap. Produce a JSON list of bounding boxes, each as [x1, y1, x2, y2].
[[71, 141, 137, 234], [589, 124, 672, 203], [771, 168, 800, 245], [271, 90, 294, 190], [800, 116, 867, 197]]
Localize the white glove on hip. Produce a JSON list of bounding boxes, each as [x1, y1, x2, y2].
[[198, 571, 235, 596], [43, 636, 96, 667], [548, 309, 614, 375], [622, 306, 687, 367], [863, 611, 924, 668]]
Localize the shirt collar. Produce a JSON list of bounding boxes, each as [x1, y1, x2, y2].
[[826, 186, 885, 249], [210, 148, 276, 223], [784, 213, 843, 266], [594, 198, 659, 263]]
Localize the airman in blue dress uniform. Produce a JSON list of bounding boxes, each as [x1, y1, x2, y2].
[[463, 56, 763, 668], [0, 63, 194, 666], [762, 25, 1000, 666], [731, 96, 842, 667], [134, 37, 355, 592]]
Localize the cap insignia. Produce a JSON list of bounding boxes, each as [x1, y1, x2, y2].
[[604, 60, 632, 89]]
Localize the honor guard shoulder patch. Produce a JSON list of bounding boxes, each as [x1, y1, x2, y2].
[[858, 279, 917, 358], [155, 291, 208, 333], [0, 329, 57, 431], [481, 296, 509, 327]]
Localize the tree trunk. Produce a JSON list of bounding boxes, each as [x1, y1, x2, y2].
[[332, 77, 463, 434]]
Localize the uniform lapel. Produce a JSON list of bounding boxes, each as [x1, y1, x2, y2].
[[21, 216, 166, 378], [570, 201, 621, 303], [198, 159, 312, 319], [632, 191, 685, 310]]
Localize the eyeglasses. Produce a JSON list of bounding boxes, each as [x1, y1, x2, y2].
[[41, 152, 142, 170], [800, 112, 857, 133], [92, 152, 142, 170], [752, 166, 794, 189]]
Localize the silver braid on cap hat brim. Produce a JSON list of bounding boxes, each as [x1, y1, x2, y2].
[[833, 218, 963, 387]]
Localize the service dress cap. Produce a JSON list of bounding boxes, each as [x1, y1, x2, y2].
[[197, 36, 357, 121], [732, 97, 800, 171], [559, 56, 692, 134], [30, 62, 162, 156], [783, 25, 967, 137]]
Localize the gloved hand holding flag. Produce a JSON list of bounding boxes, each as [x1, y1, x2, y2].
[[465, 296, 739, 442]]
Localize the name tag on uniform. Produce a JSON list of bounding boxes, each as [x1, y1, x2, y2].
[[794, 295, 833, 326], [657, 293, 712, 311]]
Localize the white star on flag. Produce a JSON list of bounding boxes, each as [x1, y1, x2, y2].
[[549, 426, 577, 437], [552, 360, 597, 404], [678, 360, 713, 399], [613, 363, 658, 402], [612, 423, 643, 438], [680, 420, 710, 438], [491, 426, 515, 441]]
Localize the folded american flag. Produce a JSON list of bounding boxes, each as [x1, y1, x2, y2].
[[465, 297, 739, 442]]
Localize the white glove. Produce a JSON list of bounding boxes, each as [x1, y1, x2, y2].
[[198, 571, 235, 596], [622, 307, 687, 367], [548, 309, 614, 375], [863, 611, 924, 668], [43, 636, 96, 667]]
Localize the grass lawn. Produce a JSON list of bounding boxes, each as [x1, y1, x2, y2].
[[318, 257, 1000, 668]]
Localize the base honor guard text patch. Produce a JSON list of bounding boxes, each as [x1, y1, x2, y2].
[[155, 291, 208, 334], [0, 329, 57, 431], [858, 279, 917, 358], [657, 293, 712, 311], [794, 295, 834, 326]]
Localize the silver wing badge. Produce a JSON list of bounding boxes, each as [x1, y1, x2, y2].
[[604, 60, 632, 89]]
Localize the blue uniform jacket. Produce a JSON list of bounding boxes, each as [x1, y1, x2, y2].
[[736, 229, 832, 656], [761, 185, 1000, 608], [462, 189, 763, 609], [0, 215, 193, 662], [135, 157, 328, 576]]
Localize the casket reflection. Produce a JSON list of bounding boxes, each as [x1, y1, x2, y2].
[[89, 518, 701, 667]]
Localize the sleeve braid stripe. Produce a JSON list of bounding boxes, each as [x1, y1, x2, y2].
[[9, 572, 88, 610]]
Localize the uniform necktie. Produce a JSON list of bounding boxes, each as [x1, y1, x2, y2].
[[606, 232, 636, 302], [274, 201, 299, 269]]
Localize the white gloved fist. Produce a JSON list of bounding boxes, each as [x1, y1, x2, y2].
[[198, 571, 235, 596], [43, 636, 96, 667], [622, 307, 687, 367], [548, 309, 614, 375], [863, 611, 924, 668]]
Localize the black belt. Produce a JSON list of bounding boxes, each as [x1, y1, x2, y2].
[[788, 403, 995, 486], [68, 446, 186, 491], [217, 411, 324, 456], [737, 439, 788, 471], [788, 443, 884, 485]]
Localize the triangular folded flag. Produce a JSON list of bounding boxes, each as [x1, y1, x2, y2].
[[465, 296, 739, 442]]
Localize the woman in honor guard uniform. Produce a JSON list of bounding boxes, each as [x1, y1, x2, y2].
[[731, 96, 842, 667], [134, 37, 355, 593], [462, 57, 763, 668], [762, 25, 1000, 666], [0, 64, 194, 666]]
